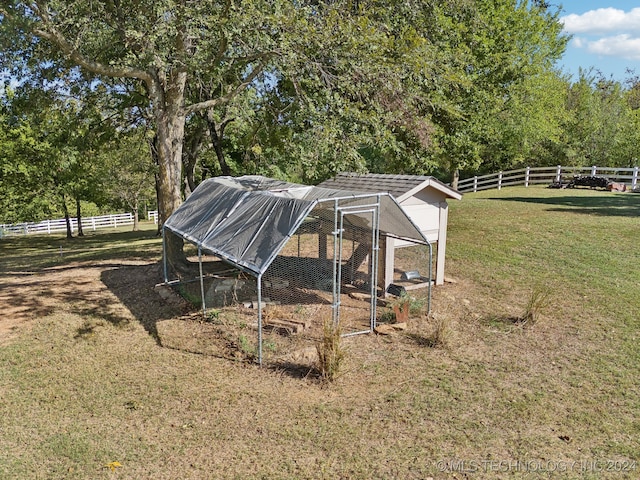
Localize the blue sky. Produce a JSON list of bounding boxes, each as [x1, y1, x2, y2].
[[558, 2, 640, 81]]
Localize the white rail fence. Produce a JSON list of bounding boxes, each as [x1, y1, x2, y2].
[[0, 213, 136, 238], [457, 165, 639, 193]]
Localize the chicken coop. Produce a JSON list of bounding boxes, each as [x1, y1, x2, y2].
[[161, 176, 432, 364]]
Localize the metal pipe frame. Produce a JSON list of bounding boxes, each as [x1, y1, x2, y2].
[[198, 246, 206, 317], [336, 204, 379, 336], [257, 273, 263, 365]]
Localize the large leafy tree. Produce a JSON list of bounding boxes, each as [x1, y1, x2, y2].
[[102, 128, 156, 231], [407, 0, 568, 184], [0, 0, 388, 224], [561, 71, 640, 168]]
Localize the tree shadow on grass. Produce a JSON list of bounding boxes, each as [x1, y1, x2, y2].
[[100, 262, 190, 341], [488, 194, 640, 217]]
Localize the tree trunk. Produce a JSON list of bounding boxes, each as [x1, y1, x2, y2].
[[148, 71, 189, 266], [133, 199, 140, 232], [183, 121, 205, 197], [148, 135, 162, 236], [75, 197, 84, 237], [206, 113, 233, 176], [61, 193, 73, 240], [451, 168, 460, 190], [149, 71, 188, 228]]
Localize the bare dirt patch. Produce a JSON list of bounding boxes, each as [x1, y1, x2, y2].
[[0, 260, 188, 346]]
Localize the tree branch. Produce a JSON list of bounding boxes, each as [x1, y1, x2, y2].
[[184, 62, 265, 115], [26, 2, 153, 84]]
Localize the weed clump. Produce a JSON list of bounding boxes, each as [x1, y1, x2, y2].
[[316, 319, 345, 382], [519, 286, 551, 326], [429, 314, 453, 349]]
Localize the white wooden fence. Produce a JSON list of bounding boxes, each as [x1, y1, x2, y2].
[[0, 213, 135, 238], [457, 165, 639, 193]]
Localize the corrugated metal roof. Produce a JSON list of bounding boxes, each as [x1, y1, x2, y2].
[[318, 173, 462, 201]]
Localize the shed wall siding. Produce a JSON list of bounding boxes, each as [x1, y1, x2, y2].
[[409, 188, 448, 204], [402, 203, 439, 229]]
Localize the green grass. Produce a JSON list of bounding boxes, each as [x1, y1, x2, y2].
[[0, 221, 160, 272], [0, 187, 639, 479]]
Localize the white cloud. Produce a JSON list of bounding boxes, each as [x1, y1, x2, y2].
[[571, 37, 585, 49], [586, 34, 640, 61], [561, 8, 640, 34], [561, 8, 640, 63]]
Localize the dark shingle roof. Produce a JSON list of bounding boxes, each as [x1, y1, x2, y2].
[[317, 173, 461, 201]]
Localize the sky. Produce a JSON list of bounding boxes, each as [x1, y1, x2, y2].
[[558, 2, 640, 82]]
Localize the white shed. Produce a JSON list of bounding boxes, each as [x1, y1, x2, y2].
[[318, 173, 462, 287]]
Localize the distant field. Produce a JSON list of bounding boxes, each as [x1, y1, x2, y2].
[[0, 187, 638, 479]]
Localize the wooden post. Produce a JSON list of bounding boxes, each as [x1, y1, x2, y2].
[[318, 222, 327, 261], [473, 176, 478, 192], [498, 171, 503, 190], [435, 202, 449, 285], [525, 166, 530, 187], [555, 165, 562, 183], [633, 166, 638, 188], [591, 165, 597, 176], [377, 237, 395, 295]]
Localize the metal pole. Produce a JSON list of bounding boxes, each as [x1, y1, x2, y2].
[[257, 273, 263, 366], [370, 197, 381, 332], [427, 241, 432, 315], [332, 199, 339, 325], [162, 228, 169, 283], [198, 246, 206, 318], [336, 210, 345, 327]]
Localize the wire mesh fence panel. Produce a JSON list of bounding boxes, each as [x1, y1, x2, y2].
[[336, 216, 378, 334], [161, 195, 434, 364], [264, 218, 335, 340], [393, 243, 432, 285], [261, 211, 378, 338]]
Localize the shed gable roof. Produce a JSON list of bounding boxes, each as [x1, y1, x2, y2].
[[318, 173, 462, 202]]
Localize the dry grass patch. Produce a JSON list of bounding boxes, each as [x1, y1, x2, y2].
[[1, 189, 639, 479]]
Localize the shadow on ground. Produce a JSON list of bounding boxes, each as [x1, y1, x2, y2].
[[489, 193, 640, 217], [100, 263, 190, 340]]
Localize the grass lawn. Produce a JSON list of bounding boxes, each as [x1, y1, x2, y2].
[[0, 188, 638, 479]]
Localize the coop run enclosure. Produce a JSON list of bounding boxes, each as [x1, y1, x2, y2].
[[162, 176, 432, 364]]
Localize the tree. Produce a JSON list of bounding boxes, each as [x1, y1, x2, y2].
[[0, 1, 388, 223], [0, 87, 60, 223], [400, 0, 568, 184], [561, 70, 635, 167], [103, 128, 156, 231]]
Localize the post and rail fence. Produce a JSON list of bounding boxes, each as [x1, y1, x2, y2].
[[457, 165, 639, 193], [3, 166, 635, 237], [0, 212, 138, 238]]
